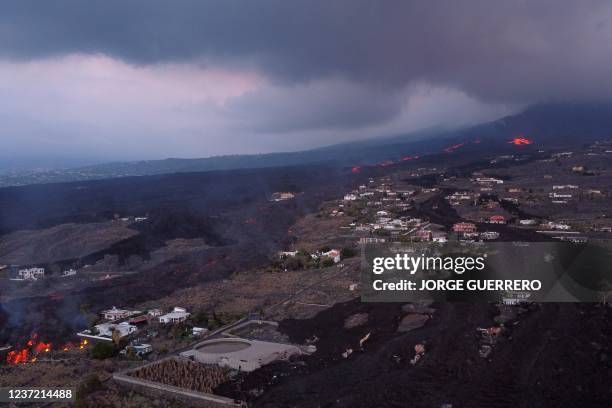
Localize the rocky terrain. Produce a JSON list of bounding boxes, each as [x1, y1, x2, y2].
[[224, 301, 610, 408], [0, 164, 362, 345], [0, 129, 611, 407]]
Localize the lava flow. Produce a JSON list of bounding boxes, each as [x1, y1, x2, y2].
[[5, 333, 88, 365], [444, 142, 466, 153], [508, 136, 533, 145]]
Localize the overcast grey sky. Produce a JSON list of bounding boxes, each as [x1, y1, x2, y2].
[[1, 1, 611, 162]]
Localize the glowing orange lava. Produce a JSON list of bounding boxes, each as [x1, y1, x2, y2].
[[508, 136, 533, 145], [5, 333, 88, 365], [6, 349, 29, 365]]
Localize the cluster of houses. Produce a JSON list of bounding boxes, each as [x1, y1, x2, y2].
[[534, 221, 587, 243], [338, 146, 607, 248], [334, 175, 514, 243], [335, 177, 450, 244], [77, 306, 193, 344], [474, 177, 504, 185], [118, 216, 148, 223], [278, 248, 342, 263], [444, 190, 509, 225], [446, 191, 477, 206], [343, 179, 417, 210], [61, 269, 77, 277], [8, 266, 78, 281], [451, 168, 607, 240], [10, 267, 45, 281], [450, 222, 499, 241], [271, 192, 296, 202], [549, 184, 576, 204]]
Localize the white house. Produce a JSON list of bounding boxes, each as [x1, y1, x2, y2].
[[475, 177, 504, 184], [147, 308, 163, 317], [480, 231, 500, 240], [192, 327, 208, 337], [432, 233, 448, 243], [549, 192, 572, 199], [17, 267, 45, 281], [359, 237, 386, 244], [271, 192, 295, 201], [95, 321, 137, 338], [159, 307, 190, 324], [344, 194, 358, 201], [322, 249, 341, 263], [122, 343, 153, 356], [101, 306, 141, 321], [61, 269, 77, 277], [545, 222, 571, 230]]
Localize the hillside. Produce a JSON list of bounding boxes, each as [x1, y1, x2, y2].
[[2, 102, 612, 188]]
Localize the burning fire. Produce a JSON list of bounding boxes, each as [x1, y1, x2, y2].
[[351, 166, 361, 174], [34, 341, 52, 354], [7, 348, 29, 365], [5, 333, 88, 365], [508, 136, 533, 145]]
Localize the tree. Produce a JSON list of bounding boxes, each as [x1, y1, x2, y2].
[[90, 342, 116, 360], [170, 322, 188, 338], [191, 311, 209, 326], [112, 329, 123, 347], [321, 258, 335, 268], [284, 256, 303, 270]]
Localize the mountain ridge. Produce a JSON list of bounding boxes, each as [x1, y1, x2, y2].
[[2, 101, 611, 187]]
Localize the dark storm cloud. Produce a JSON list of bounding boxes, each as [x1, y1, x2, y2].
[[1, 0, 612, 104], [224, 80, 405, 133]]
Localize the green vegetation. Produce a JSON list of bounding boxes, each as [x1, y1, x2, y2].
[[321, 257, 335, 268], [90, 341, 116, 360], [269, 250, 340, 271], [183, 310, 243, 333], [169, 322, 190, 338]]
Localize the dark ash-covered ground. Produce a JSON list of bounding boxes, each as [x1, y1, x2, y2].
[[218, 300, 611, 408], [0, 164, 366, 344], [1, 134, 611, 407]]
